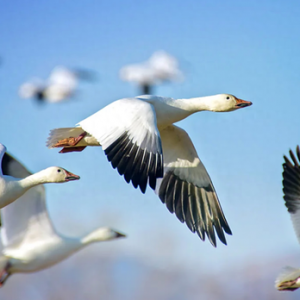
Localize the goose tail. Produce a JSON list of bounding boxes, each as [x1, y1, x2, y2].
[[47, 127, 86, 148], [275, 266, 300, 291]]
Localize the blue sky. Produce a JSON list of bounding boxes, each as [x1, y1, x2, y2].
[[1, 0, 300, 290]]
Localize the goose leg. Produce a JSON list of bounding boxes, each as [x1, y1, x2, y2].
[[277, 279, 300, 291], [52, 132, 87, 148], [59, 146, 86, 153]]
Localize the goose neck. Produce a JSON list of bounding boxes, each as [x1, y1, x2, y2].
[[80, 228, 113, 245], [175, 96, 212, 112], [19, 170, 49, 189]]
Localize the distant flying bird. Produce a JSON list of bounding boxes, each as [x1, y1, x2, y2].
[[0, 143, 79, 208], [120, 51, 183, 94], [19, 66, 94, 104], [276, 146, 300, 291], [47, 93, 252, 247], [0, 152, 125, 286]]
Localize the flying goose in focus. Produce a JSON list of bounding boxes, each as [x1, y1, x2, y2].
[[0, 143, 79, 208], [47, 93, 252, 247], [276, 146, 300, 291], [0, 152, 125, 286]]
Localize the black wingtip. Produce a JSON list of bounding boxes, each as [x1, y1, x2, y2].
[[283, 155, 289, 164], [158, 171, 231, 248], [296, 145, 300, 160], [1, 153, 13, 176], [223, 225, 232, 235], [139, 183, 147, 194], [282, 146, 300, 214], [283, 147, 300, 169], [208, 236, 217, 247], [105, 132, 164, 195], [196, 229, 205, 241], [289, 148, 299, 166], [211, 241, 217, 248]]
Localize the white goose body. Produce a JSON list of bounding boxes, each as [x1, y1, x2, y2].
[[146, 96, 193, 128], [4, 229, 115, 273], [47, 94, 252, 247], [0, 144, 80, 209], [0, 153, 125, 285], [0, 176, 24, 209], [4, 237, 79, 273]]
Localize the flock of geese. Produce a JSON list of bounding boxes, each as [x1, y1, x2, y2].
[[19, 51, 181, 104], [1, 55, 300, 292]]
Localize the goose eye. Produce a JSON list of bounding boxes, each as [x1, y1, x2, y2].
[[226, 96, 230, 100], [57, 169, 61, 173]]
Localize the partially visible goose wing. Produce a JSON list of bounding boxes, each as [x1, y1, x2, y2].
[[0, 151, 30, 227], [1, 152, 30, 178], [155, 125, 232, 247], [78, 97, 163, 193], [1, 153, 57, 248], [0, 144, 6, 176], [282, 146, 300, 243]]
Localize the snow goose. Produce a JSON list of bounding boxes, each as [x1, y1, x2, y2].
[[47, 94, 252, 246], [276, 146, 300, 291], [19, 66, 94, 103], [0, 152, 125, 286], [120, 51, 183, 94], [0, 143, 79, 208]]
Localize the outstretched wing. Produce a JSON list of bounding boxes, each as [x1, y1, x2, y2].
[[1, 152, 30, 178], [1, 153, 57, 248], [78, 97, 163, 193], [282, 146, 300, 244], [155, 125, 232, 247]]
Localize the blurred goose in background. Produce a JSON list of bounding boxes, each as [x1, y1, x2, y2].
[[120, 51, 183, 94], [0, 143, 79, 208], [276, 146, 300, 291], [19, 66, 95, 104], [0, 152, 125, 286], [47, 93, 252, 247]]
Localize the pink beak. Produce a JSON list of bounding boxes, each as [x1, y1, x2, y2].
[[235, 98, 252, 108], [64, 170, 80, 181]]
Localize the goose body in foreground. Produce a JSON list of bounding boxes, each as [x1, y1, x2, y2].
[[276, 146, 300, 291], [0, 153, 125, 286], [0, 144, 79, 209], [47, 94, 252, 247]]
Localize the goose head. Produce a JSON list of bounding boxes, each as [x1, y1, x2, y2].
[[208, 94, 252, 112], [42, 167, 80, 183]]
